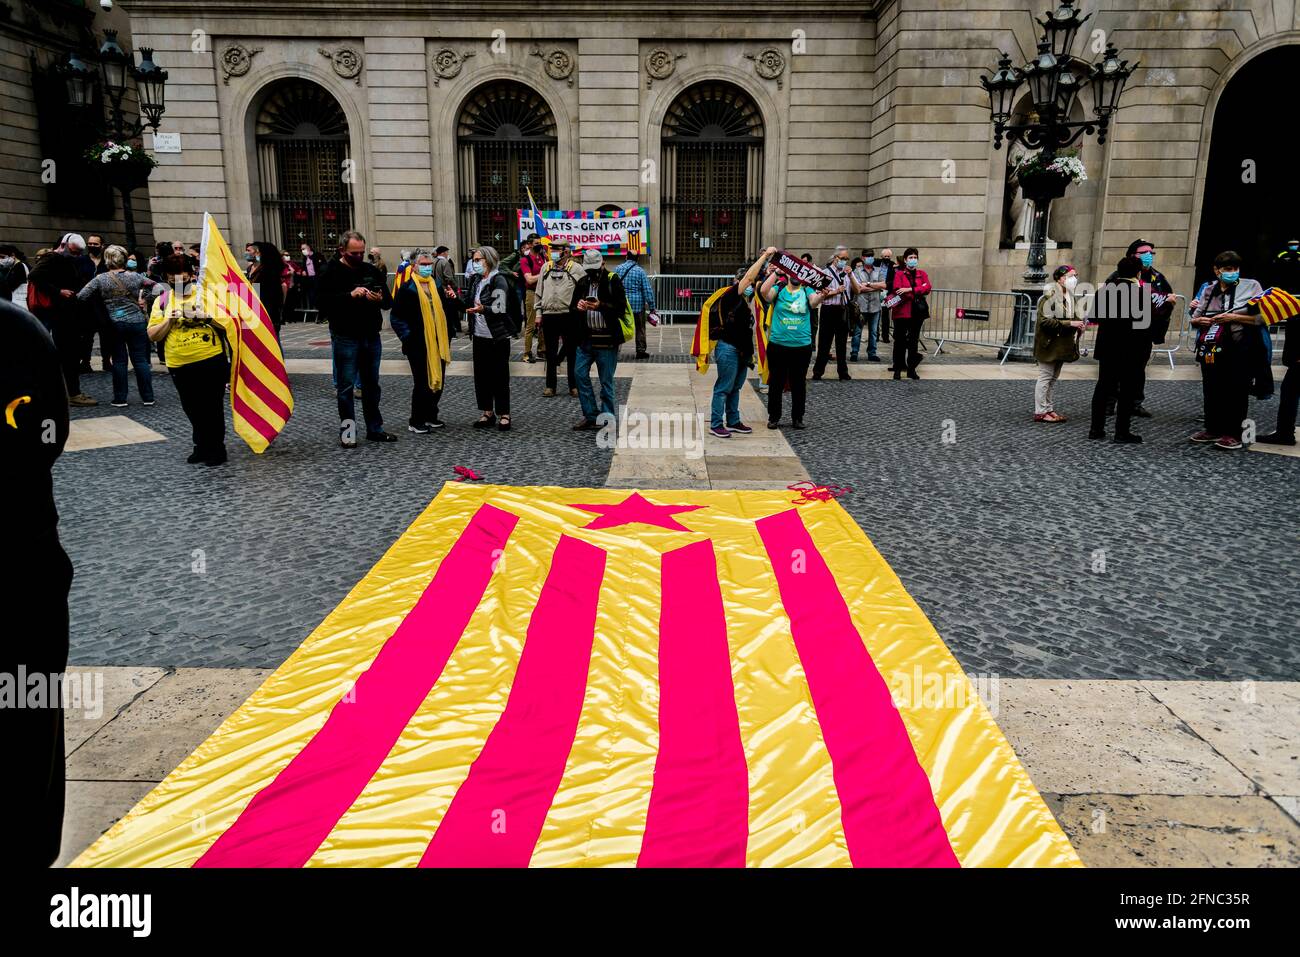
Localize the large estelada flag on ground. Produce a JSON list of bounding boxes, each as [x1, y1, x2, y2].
[[74, 485, 1079, 868], [199, 212, 293, 453]]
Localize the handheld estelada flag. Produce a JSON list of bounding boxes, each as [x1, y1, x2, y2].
[[198, 212, 293, 453], [74, 484, 1079, 869], [525, 188, 550, 247], [1246, 287, 1300, 325]]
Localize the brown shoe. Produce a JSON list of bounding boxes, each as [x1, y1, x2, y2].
[[573, 418, 598, 431], [70, 393, 99, 407], [542, 387, 556, 397], [569, 388, 578, 397]]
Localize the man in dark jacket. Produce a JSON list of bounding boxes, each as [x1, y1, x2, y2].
[[571, 248, 627, 430], [1089, 255, 1146, 443], [27, 241, 96, 407], [319, 230, 397, 447], [1, 298, 73, 866]]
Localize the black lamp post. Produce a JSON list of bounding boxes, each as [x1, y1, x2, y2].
[[980, 1, 1136, 353], [58, 29, 168, 254]]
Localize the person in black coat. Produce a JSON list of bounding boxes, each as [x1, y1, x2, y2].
[[1089, 255, 1146, 443], [1121, 239, 1179, 418], [465, 245, 517, 430], [0, 298, 73, 866], [1259, 312, 1298, 445]]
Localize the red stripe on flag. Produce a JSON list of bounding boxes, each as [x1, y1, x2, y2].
[[235, 359, 291, 422], [756, 508, 959, 867], [637, 539, 748, 867], [194, 503, 519, 868], [231, 389, 281, 444], [420, 534, 606, 867], [238, 324, 291, 391]]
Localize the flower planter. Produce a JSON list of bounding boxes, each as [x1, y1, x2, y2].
[[102, 162, 154, 194], [1017, 169, 1072, 203]]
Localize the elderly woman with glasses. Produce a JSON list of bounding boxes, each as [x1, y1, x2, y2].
[[465, 245, 516, 430]]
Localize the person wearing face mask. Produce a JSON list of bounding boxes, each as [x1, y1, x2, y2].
[[77, 245, 160, 408], [1088, 255, 1147, 443], [148, 255, 230, 464], [889, 247, 932, 380], [248, 241, 288, 338], [875, 247, 896, 346], [1032, 265, 1086, 422], [466, 245, 517, 430], [705, 248, 772, 437], [1118, 239, 1177, 419], [534, 239, 586, 397], [851, 250, 888, 363], [1189, 251, 1266, 450], [570, 249, 627, 431], [319, 230, 397, 447], [759, 251, 836, 429], [812, 245, 861, 381], [390, 249, 452, 433], [0, 244, 28, 302]]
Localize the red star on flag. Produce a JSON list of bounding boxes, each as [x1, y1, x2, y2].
[[571, 491, 705, 531]]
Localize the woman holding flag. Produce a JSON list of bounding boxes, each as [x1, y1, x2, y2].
[[759, 246, 839, 429], [702, 248, 773, 437], [390, 249, 452, 433], [147, 254, 230, 465]]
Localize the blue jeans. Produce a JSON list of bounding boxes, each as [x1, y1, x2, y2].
[[332, 332, 383, 434], [711, 340, 749, 428], [851, 310, 879, 359], [575, 343, 617, 422], [111, 321, 155, 403]]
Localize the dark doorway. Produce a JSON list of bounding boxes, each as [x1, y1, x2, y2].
[[1194, 46, 1300, 289]]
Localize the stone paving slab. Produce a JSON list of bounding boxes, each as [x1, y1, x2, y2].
[[65, 416, 167, 452], [67, 667, 270, 783], [994, 680, 1258, 796], [64, 667, 169, 754], [55, 780, 159, 869], [1141, 681, 1300, 797], [1043, 794, 1300, 867]]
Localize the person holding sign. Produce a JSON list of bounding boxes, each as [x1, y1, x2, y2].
[[812, 245, 861, 381], [759, 246, 835, 429]]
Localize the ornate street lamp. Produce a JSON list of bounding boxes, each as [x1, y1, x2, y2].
[[58, 32, 169, 254], [979, 2, 1137, 354]]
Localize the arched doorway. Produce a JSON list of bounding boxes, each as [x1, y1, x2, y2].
[[254, 79, 355, 251], [660, 81, 764, 274], [456, 80, 558, 254], [1194, 45, 1300, 287]]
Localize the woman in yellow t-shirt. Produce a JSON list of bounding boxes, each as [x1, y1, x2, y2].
[[147, 254, 229, 465]]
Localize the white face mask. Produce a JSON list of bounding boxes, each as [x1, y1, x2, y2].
[[1063, 275, 1078, 292]]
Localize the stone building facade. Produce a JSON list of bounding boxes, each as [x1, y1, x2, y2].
[[8, 1, 1299, 296]]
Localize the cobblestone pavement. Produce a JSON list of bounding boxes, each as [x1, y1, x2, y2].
[[58, 370, 627, 667], [785, 375, 1300, 681]]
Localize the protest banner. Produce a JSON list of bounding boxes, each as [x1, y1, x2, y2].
[[770, 249, 833, 290], [517, 206, 650, 256]]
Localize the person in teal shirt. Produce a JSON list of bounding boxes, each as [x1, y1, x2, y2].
[[758, 246, 841, 429]]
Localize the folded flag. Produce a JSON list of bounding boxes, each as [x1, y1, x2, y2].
[[198, 212, 293, 453], [73, 484, 1080, 869]]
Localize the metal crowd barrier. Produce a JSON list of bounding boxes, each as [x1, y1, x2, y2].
[[921, 288, 1034, 364], [649, 274, 733, 324]]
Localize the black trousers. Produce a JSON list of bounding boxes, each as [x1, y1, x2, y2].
[[1, 534, 72, 866], [1090, 353, 1142, 435], [472, 335, 511, 416], [41, 310, 82, 397], [543, 311, 577, 392], [892, 315, 923, 372], [1274, 361, 1299, 436], [767, 342, 812, 424], [1203, 338, 1253, 440], [404, 339, 443, 426], [1110, 339, 1154, 404], [880, 308, 891, 342], [813, 304, 850, 379], [171, 353, 228, 457]]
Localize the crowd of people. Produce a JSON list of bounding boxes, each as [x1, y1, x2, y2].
[[2, 228, 1296, 463]]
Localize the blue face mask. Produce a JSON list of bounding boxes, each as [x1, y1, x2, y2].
[[865, 257, 874, 266], [1220, 270, 1239, 283], [550, 251, 561, 263], [905, 258, 918, 268], [1139, 252, 1154, 268], [417, 264, 433, 278], [126, 259, 137, 269], [742, 285, 754, 298], [472, 261, 485, 275]]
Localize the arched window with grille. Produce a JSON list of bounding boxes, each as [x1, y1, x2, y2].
[[254, 80, 354, 251], [456, 81, 558, 253], [661, 82, 764, 274]]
